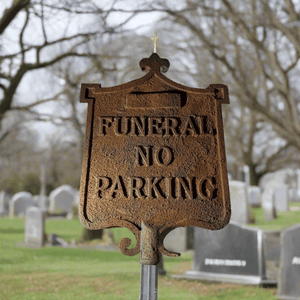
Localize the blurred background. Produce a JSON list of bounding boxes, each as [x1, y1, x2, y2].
[[1, 0, 300, 194]]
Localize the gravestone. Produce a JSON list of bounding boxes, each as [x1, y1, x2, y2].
[[277, 224, 300, 299], [164, 227, 194, 253], [38, 195, 48, 212], [262, 183, 276, 221], [229, 181, 250, 224], [274, 184, 289, 212], [289, 188, 300, 203], [73, 190, 79, 208], [49, 185, 75, 214], [263, 230, 281, 281], [248, 186, 261, 207], [0, 191, 10, 216], [25, 207, 45, 247], [9, 192, 37, 217], [179, 222, 274, 285]]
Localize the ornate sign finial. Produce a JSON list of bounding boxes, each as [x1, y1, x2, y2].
[[151, 32, 159, 53]]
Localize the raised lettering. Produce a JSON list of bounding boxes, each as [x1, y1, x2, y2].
[[132, 117, 145, 136], [97, 175, 217, 200], [148, 117, 162, 137], [97, 116, 211, 137], [136, 146, 151, 166], [98, 176, 112, 198], [198, 177, 217, 200], [114, 117, 130, 136], [146, 177, 164, 198], [110, 176, 127, 198], [182, 116, 198, 136], [164, 117, 179, 136], [154, 146, 173, 166], [99, 117, 113, 135], [129, 177, 145, 198], [176, 177, 193, 199]]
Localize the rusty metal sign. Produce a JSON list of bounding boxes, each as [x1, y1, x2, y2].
[[79, 53, 231, 264]]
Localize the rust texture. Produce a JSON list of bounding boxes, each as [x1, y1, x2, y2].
[[79, 53, 231, 264]]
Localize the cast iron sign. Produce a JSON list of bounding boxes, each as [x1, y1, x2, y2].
[[79, 53, 231, 264]]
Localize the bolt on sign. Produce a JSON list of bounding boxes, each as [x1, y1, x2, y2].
[[79, 53, 231, 265]]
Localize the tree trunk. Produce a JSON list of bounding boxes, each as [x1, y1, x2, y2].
[[249, 163, 264, 186]]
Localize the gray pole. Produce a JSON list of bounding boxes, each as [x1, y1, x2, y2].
[[140, 264, 158, 300]]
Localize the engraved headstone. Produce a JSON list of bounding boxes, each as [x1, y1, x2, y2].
[[49, 185, 75, 214], [277, 224, 300, 299], [229, 181, 251, 224], [0, 191, 10, 216], [182, 222, 272, 285], [9, 192, 37, 217], [274, 184, 289, 212], [262, 183, 277, 221], [78, 53, 231, 264], [25, 206, 45, 247], [164, 227, 194, 253], [248, 186, 261, 208]]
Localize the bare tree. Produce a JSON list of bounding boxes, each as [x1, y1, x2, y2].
[[0, 0, 140, 141], [139, 0, 300, 183]]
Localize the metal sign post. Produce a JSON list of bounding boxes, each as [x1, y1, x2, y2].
[[78, 35, 231, 299], [140, 264, 158, 300]]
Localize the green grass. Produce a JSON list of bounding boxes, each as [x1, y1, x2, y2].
[[248, 202, 300, 231], [0, 217, 278, 299]]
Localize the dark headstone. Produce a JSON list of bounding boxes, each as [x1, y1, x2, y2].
[[277, 224, 300, 299], [48, 233, 69, 247], [178, 222, 276, 285]]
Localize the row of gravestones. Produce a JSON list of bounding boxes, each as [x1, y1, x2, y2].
[[170, 222, 300, 300], [164, 179, 299, 253], [0, 185, 79, 218]]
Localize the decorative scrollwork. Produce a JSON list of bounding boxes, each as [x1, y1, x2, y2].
[[158, 225, 181, 258]]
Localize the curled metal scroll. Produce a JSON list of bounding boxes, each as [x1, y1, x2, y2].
[[158, 225, 181, 258]]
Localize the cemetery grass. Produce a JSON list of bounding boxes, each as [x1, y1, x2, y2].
[[248, 202, 300, 231], [0, 218, 277, 300]]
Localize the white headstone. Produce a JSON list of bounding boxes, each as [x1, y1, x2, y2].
[[289, 188, 300, 203], [9, 192, 37, 217], [247, 186, 261, 207], [25, 206, 45, 247], [260, 169, 296, 191], [274, 184, 289, 212], [164, 227, 194, 253], [0, 191, 11, 216], [261, 183, 276, 221], [297, 169, 300, 189], [243, 165, 250, 186], [229, 181, 251, 224], [73, 190, 79, 208], [38, 195, 48, 211], [49, 185, 75, 214]]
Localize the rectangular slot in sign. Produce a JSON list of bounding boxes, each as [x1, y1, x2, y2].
[[126, 92, 181, 109]]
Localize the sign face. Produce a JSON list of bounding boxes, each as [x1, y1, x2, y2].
[[79, 54, 231, 236]]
